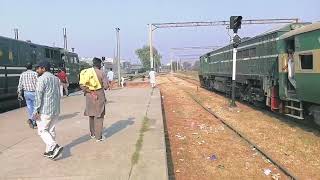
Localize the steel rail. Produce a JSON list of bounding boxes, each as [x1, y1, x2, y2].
[[168, 76, 298, 180]]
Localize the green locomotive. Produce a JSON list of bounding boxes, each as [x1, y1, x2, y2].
[[199, 22, 320, 125], [0, 35, 80, 102]]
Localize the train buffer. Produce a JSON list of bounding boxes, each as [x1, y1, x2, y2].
[[0, 86, 168, 180]]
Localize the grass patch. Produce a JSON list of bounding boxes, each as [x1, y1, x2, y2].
[[131, 116, 150, 166]]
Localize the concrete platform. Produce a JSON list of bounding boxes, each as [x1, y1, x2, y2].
[[0, 87, 168, 180]]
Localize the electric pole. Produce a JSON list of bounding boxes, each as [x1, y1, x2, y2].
[[115, 28, 121, 86], [14, 28, 19, 40], [63, 28, 68, 50], [149, 24, 154, 69]]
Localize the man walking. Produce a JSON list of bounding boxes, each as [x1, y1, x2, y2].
[[17, 62, 38, 129], [80, 58, 109, 142], [149, 68, 156, 88], [33, 60, 63, 159], [57, 68, 69, 96], [107, 68, 114, 89]]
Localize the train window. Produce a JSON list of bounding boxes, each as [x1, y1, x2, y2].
[[243, 49, 249, 58], [50, 50, 54, 58], [249, 48, 256, 58], [300, 54, 313, 70], [238, 51, 242, 59], [45, 49, 50, 58], [8, 51, 13, 61]]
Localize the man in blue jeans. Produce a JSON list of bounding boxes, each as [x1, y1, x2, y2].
[[17, 63, 38, 129]]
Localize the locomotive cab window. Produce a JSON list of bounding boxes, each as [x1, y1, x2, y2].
[[300, 54, 313, 70], [45, 49, 50, 58]]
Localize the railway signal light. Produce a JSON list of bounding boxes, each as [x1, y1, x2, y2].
[[102, 56, 105, 61], [233, 34, 241, 48], [230, 16, 242, 33]]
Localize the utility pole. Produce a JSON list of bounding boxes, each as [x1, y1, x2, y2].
[[170, 57, 173, 73], [230, 16, 242, 107], [115, 28, 121, 86], [149, 24, 154, 69], [14, 28, 19, 40], [63, 28, 67, 50]]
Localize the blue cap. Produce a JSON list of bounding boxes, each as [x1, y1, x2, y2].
[[35, 60, 51, 70]]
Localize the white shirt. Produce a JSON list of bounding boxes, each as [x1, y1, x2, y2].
[[107, 71, 114, 81], [288, 58, 295, 78], [149, 71, 156, 83]]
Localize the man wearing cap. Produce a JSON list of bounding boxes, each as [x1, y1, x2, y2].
[[33, 60, 63, 160], [17, 62, 38, 129]]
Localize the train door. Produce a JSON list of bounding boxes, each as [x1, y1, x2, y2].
[[286, 39, 296, 94], [0, 40, 9, 95]]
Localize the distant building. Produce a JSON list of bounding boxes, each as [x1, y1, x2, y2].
[[130, 64, 143, 74], [122, 61, 131, 73], [79, 57, 94, 65], [103, 57, 114, 71]]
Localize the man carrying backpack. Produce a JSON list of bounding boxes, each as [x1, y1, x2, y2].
[[79, 58, 109, 142]]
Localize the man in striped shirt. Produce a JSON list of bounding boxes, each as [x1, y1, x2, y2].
[[33, 60, 63, 160], [17, 63, 38, 129]]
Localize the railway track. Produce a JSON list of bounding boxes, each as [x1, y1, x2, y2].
[[166, 75, 297, 180], [174, 74, 320, 131]]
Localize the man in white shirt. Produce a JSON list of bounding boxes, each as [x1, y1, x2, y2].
[[149, 68, 156, 88], [107, 68, 114, 89], [283, 49, 296, 89], [121, 77, 125, 88]]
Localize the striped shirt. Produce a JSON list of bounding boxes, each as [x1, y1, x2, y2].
[[17, 70, 37, 93], [34, 72, 61, 116]]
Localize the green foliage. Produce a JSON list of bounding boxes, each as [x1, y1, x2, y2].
[[131, 116, 149, 165], [79, 61, 91, 70], [192, 60, 200, 71], [135, 45, 161, 70]]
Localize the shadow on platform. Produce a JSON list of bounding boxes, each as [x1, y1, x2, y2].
[[59, 112, 80, 120], [57, 117, 135, 160]]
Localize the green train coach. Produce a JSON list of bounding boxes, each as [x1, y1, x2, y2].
[[199, 22, 320, 125], [0, 35, 81, 101]]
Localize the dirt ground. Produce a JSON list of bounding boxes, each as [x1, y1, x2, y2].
[[126, 81, 150, 88], [158, 76, 287, 180], [163, 73, 320, 180]]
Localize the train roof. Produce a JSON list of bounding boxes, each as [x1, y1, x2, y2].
[[0, 35, 78, 55], [0, 35, 62, 50], [280, 22, 320, 39], [0, 35, 39, 46]]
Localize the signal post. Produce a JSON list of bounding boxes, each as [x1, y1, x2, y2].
[[229, 16, 242, 107]]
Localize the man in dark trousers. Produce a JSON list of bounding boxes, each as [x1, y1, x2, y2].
[[80, 58, 109, 142]]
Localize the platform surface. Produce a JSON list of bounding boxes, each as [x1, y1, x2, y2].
[[0, 87, 168, 180]]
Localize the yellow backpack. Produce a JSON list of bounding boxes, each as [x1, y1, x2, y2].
[[79, 68, 102, 90]]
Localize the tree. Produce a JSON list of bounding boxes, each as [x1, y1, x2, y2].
[[79, 61, 91, 70], [135, 45, 161, 70], [192, 60, 200, 71], [182, 61, 192, 71]]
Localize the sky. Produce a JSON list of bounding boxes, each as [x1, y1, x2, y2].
[[1, 0, 319, 64]]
